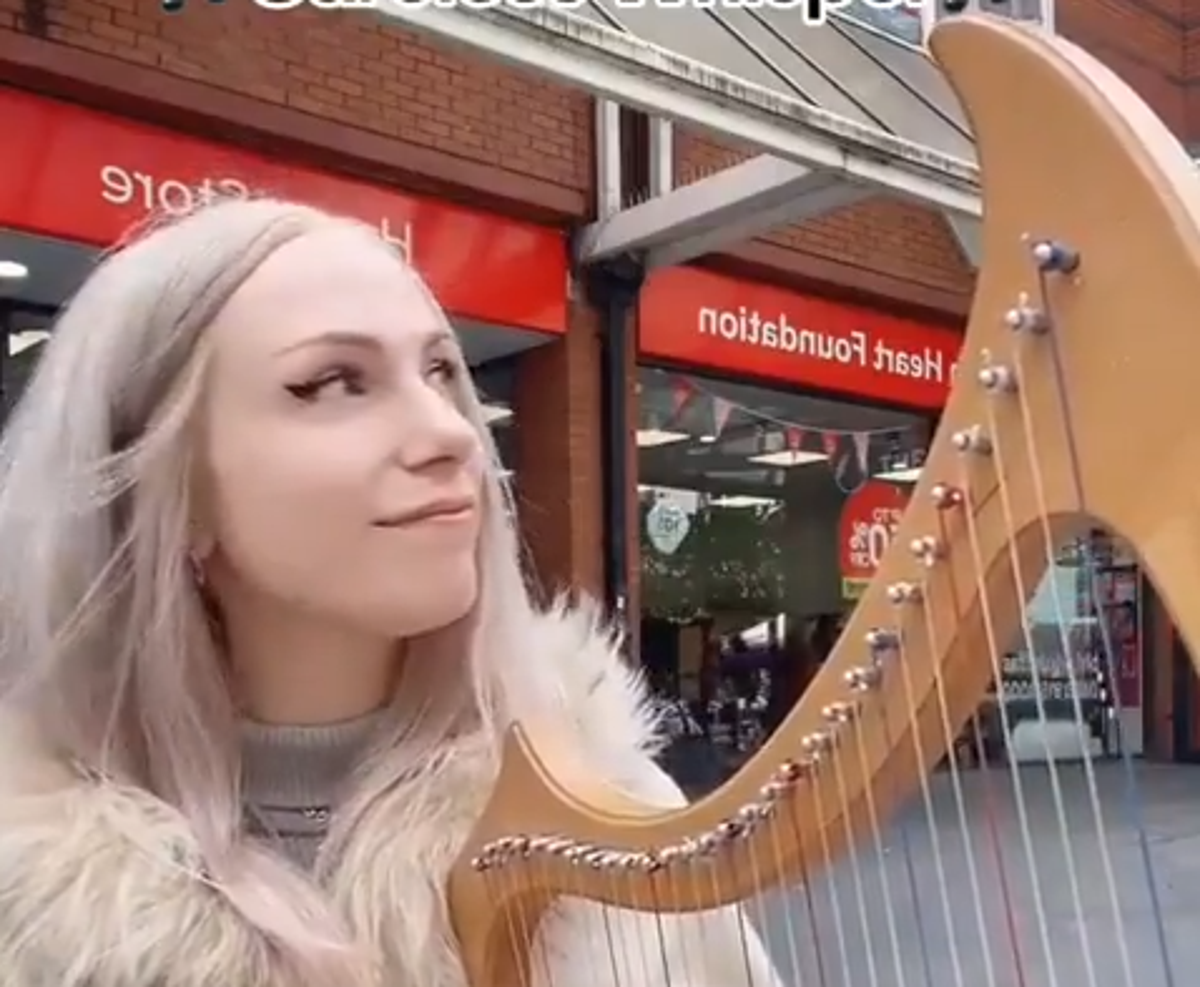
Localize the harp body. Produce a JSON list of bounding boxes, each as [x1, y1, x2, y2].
[[451, 15, 1200, 987]]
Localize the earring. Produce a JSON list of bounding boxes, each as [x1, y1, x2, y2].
[[187, 551, 207, 589]]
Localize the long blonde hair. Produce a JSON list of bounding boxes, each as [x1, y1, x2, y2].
[[0, 197, 536, 983]]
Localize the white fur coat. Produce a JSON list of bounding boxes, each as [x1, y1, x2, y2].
[[0, 606, 781, 987]]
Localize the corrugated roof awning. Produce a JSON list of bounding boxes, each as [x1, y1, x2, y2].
[[378, 3, 983, 269], [578, 1, 974, 161]]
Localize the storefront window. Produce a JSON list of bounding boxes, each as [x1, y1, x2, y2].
[[980, 531, 1142, 763], [471, 357, 519, 476], [1, 304, 52, 417], [636, 366, 931, 795], [838, 1, 924, 45]]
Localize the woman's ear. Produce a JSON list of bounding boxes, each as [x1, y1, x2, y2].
[[190, 529, 216, 562], [188, 463, 217, 563]]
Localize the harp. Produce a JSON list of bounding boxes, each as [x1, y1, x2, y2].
[[451, 14, 1200, 987]]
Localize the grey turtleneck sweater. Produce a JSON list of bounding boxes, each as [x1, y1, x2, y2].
[[240, 713, 381, 871]]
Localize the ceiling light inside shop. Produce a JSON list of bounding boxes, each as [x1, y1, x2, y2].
[[708, 494, 780, 509], [636, 428, 690, 448], [875, 466, 923, 482], [638, 483, 692, 497], [0, 260, 29, 280], [481, 403, 513, 425], [8, 330, 49, 356], [747, 450, 827, 468]]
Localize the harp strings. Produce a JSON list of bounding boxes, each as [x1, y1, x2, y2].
[[1037, 266, 1177, 987], [495, 253, 1184, 987]]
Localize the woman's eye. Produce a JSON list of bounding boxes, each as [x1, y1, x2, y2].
[[285, 367, 368, 403], [429, 358, 458, 384]]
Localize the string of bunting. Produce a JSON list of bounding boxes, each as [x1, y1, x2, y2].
[[655, 372, 922, 495]]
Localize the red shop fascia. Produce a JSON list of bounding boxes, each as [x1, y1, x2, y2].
[[639, 265, 963, 413], [0, 86, 568, 336]]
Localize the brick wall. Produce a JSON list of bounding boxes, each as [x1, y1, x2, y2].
[[1186, 18, 1200, 147], [0, 0, 592, 203], [514, 303, 606, 602], [1058, 0, 1186, 137]]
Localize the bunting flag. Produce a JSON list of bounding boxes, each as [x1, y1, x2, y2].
[[852, 432, 872, 472], [712, 397, 734, 438], [834, 453, 850, 484], [670, 377, 694, 416], [652, 372, 924, 487]]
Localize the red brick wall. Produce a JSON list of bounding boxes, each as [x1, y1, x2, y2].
[[514, 304, 606, 600], [0, 0, 591, 203], [1186, 20, 1200, 145], [675, 130, 976, 315], [1058, 0, 1186, 135]]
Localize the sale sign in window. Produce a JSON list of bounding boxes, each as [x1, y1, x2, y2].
[[838, 480, 912, 600]]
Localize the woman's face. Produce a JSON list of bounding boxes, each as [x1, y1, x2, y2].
[[196, 225, 484, 640]]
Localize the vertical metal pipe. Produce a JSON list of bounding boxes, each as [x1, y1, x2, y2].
[[592, 260, 643, 627]]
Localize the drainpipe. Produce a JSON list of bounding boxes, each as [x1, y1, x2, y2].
[[577, 97, 651, 637], [577, 252, 644, 632]]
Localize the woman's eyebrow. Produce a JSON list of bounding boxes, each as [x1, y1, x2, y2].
[[275, 330, 384, 357], [273, 328, 453, 358]]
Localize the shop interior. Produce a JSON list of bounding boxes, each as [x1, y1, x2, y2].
[[634, 366, 1148, 795], [0, 229, 561, 471]]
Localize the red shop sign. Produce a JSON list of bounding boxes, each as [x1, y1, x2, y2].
[[839, 481, 912, 600], [639, 267, 962, 409], [0, 87, 566, 335]]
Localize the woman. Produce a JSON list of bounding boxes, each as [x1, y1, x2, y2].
[[0, 198, 779, 987]]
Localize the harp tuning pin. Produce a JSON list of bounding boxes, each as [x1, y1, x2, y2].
[[910, 534, 940, 559], [657, 846, 683, 867], [743, 801, 774, 822], [887, 581, 922, 605], [951, 426, 992, 455], [845, 664, 882, 691], [640, 852, 665, 873], [930, 483, 963, 510], [865, 627, 901, 652], [822, 700, 857, 724], [1031, 238, 1080, 274], [774, 760, 804, 785], [1003, 294, 1049, 335], [978, 364, 1016, 392], [801, 731, 834, 758]]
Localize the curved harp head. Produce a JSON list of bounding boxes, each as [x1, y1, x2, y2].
[[452, 15, 1200, 987]]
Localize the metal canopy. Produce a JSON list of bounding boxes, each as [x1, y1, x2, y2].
[[377, 2, 981, 269], [585, 157, 871, 269]]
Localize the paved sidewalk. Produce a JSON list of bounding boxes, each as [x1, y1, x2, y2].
[[751, 760, 1200, 987]]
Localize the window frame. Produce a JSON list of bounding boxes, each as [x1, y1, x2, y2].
[[919, 0, 1056, 44]]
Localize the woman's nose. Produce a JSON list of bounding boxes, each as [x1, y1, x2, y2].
[[393, 383, 479, 472]]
